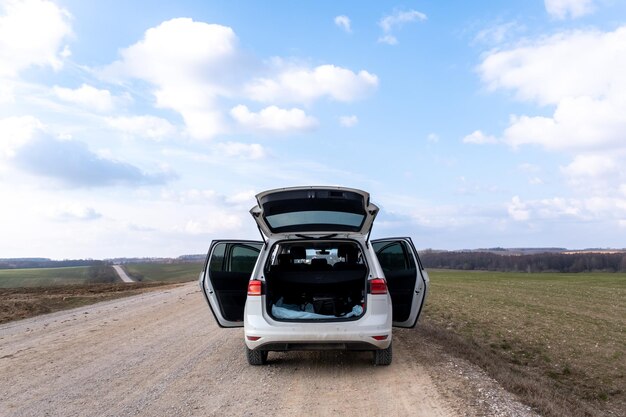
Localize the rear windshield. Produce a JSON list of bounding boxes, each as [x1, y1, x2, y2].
[[265, 211, 364, 231], [260, 189, 367, 233]]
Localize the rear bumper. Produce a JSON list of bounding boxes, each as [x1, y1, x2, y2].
[[243, 294, 392, 351]]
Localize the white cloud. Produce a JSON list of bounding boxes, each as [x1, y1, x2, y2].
[[479, 27, 626, 106], [477, 25, 626, 211], [106, 115, 177, 140], [378, 9, 427, 45], [503, 96, 626, 151], [0, 115, 42, 158], [0, 116, 175, 186], [225, 190, 256, 205], [377, 34, 398, 45], [102, 18, 378, 139], [214, 141, 266, 160], [49, 204, 102, 221], [245, 64, 378, 104], [427, 133, 439, 143], [230, 104, 318, 133], [379, 10, 427, 33], [508, 196, 530, 221], [334, 15, 351, 33], [102, 18, 239, 139], [545, 0, 595, 19], [560, 152, 626, 194], [506, 195, 626, 224], [53, 84, 113, 112], [339, 115, 358, 127], [462, 130, 497, 144], [474, 21, 525, 45], [0, 0, 72, 77]]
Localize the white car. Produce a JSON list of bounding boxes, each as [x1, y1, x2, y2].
[[199, 186, 429, 365]]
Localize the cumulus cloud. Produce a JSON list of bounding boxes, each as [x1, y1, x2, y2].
[[230, 104, 318, 133], [506, 195, 626, 226], [479, 27, 626, 106], [462, 130, 497, 145], [15, 135, 175, 187], [560, 152, 626, 194], [378, 9, 427, 45], [0, 116, 175, 187], [339, 115, 358, 127], [101, 18, 378, 138], [0, 0, 72, 77], [106, 115, 177, 140], [427, 133, 439, 143], [545, 0, 595, 19], [0, 115, 42, 158], [53, 84, 114, 112], [334, 15, 351, 33], [477, 25, 626, 206], [102, 18, 239, 139], [245, 64, 378, 104], [473, 21, 525, 45], [214, 141, 266, 160], [49, 204, 102, 221]]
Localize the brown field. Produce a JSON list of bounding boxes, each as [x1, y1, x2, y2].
[[0, 282, 177, 324], [421, 269, 625, 417], [2, 267, 624, 416]]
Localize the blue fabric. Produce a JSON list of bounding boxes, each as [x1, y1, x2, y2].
[[271, 298, 363, 319]]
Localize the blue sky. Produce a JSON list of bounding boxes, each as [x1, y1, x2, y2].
[[1, 0, 626, 258]]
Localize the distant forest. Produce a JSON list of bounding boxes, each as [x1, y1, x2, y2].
[[420, 251, 626, 273], [0, 259, 101, 270]]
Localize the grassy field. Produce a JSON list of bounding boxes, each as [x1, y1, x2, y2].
[[421, 269, 626, 417], [123, 262, 203, 283], [0, 266, 91, 288]]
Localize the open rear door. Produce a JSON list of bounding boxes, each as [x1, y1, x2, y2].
[[372, 237, 428, 328], [200, 240, 263, 328]]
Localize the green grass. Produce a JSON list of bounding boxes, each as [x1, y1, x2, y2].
[[123, 262, 203, 283], [422, 269, 626, 416], [0, 266, 91, 288]]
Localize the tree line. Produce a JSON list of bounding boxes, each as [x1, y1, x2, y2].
[[0, 258, 104, 270], [419, 251, 626, 273]]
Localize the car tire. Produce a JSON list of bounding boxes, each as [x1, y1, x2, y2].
[[374, 342, 392, 366], [246, 347, 268, 365]]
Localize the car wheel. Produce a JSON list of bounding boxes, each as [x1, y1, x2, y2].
[[246, 347, 268, 365], [374, 342, 392, 366]]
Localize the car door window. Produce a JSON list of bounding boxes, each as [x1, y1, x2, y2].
[[205, 242, 261, 325], [230, 245, 261, 273], [373, 241, 415, 272]]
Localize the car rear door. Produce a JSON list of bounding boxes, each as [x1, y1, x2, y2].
[[200, 240, 263, 328], [372, 237, 428, 328]]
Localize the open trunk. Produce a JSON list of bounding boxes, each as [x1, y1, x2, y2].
[[264, 241, 367, 321]]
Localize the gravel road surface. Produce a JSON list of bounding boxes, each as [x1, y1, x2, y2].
[[0, 282, 536, 417], [112, 265, 135, 283]]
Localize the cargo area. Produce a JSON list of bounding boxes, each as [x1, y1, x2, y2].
[[264, 241, 367, 321]]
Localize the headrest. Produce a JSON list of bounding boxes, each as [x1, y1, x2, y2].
[[311, 258, 328, 267], [337, 244, 358, 262], [290, 246, 306, 260], [277, 254, 292, 265]]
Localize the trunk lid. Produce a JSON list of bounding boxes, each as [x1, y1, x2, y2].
[[250, 186, 379, 238]]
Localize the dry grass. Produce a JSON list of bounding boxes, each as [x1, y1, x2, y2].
[[0, 282, 177, 324], [420, 269, 625, 417]]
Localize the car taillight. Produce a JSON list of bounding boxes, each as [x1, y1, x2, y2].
[[247, 280, 263, 296], [369, 278, 388, 295]]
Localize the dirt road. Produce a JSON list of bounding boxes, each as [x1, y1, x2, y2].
[[0, 283, 535, 417], [112, 265, 135, 283]]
